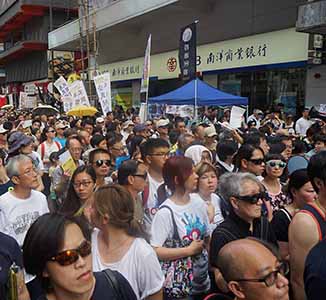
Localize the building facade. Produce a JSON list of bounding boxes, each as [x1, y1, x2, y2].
[[49, 0, 322, 114]]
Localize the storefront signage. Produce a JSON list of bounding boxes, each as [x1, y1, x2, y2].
[[98, 28, 308, 82]]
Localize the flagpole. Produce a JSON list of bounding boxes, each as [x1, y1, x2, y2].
[[194, 77, 198, 120]]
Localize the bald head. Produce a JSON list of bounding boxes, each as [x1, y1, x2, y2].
[[217, 238, 280, 282]]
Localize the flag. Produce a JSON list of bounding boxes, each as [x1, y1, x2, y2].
[[140, 34, 151, 96], [179, 22, 197, 80]]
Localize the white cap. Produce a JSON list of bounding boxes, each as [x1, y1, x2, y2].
[[96, 117, 105, 124], [0, 124, 8, 134], [156, 119, 169, 128]]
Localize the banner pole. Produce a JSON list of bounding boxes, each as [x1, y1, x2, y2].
[[194, 77, 198, 120]]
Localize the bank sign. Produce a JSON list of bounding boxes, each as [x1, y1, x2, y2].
[[98, 28, 308, 82]]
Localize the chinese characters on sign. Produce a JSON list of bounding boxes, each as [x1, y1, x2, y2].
[[54, 76, 75, 112], [110, 65, 140, 78], [94, 73, 112, 115], [69, 80, 90, 107], [204, 44, 268, 65]]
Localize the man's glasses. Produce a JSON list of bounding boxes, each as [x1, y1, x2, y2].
[[149, 152, 170, 157], [233, 261, 289, 287], [49, 240, 92, 266], [133, 173, 147, 180], [94, 159, 111, 167], [266, 160, 286, 169], [73, 180, 93, 188], [17, 167, 38, 177], [248, 158, 265, 165], [235, 192, 266, 204]]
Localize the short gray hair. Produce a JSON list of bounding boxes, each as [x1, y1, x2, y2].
[[6, 154, 33, 179], [218, 172, 261, 202]]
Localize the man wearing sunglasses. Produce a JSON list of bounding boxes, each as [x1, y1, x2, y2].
[[210, 173, 277, 293], [89, 148, 111, 188], [118, 160, 148, 222], [217, 238, 289, 300]]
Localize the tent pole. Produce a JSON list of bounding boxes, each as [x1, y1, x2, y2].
[[194, 77, 198, 120]]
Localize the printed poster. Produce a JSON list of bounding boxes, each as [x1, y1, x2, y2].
[[93, 72, 112, 115]]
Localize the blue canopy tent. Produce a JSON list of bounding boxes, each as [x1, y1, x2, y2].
[[148, 79, 248, 106]]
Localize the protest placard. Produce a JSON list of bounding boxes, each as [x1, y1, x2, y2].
[[94, 72, 112, 115]]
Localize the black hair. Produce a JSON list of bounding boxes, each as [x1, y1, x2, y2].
[[90, 134, 106, 148], [234, 144, 264, 169], [106, 132, 123, 148], [308, 151, 326, 193], [265, 153, 286, 163], [89, 148, 110, 164], [141, 138, 170, 159], [3, 121, 13, 131], [292, 139, 307, 155], [217, 141, 238, 162], [40, 126, 55, 143], [117, 160, 139, 185], [81, 119, 94, 127], [269, 143, 286, 155], [106, 122, 120, 134], [288, 169, 311, 200], [60, 165, 96, 216], [129, 136, 146, 159], [32, 119, 41, 126], [65, 135, 82, 149], [169, 129, 179, 145], [313, 134, 326, 144], [23, 213, 91, 291], [243, 132, 266, 147], [49, 152, 59, 163]]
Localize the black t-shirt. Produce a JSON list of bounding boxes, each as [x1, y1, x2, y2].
[[271, 208, 292, 242], [36, 270, 137, 300], [0, 232, 23, 299], [0, 180, 14, 196]]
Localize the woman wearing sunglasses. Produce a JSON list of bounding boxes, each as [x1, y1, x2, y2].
[[262, 154, 290, 213], [91, 184, 164, 300], [151, 156, 211, 299], [60, 165, 96, 221], [23, 213, 136, 300]]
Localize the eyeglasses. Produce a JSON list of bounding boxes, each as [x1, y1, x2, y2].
[[133, 173, 148, 180], [49, 240, 92, 266], [149, 152, 170, 157], [94, 159, 111, 167], [73, 180, 93, 188], [235, 191, 266, 204], [266, 160, 286, 169], [17, 167, 38, 177], [248, 158, 265, 165], [70, 147, 82, 152], [233, 261, 289, 287]]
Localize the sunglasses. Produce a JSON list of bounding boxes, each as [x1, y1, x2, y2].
[[133, 173, 147, 180], [235, 192, 266, 204], [94, 159, 111, 167], [49, 240, 91, 266], [248, 158, 265, 165], [48, 130, 55, 133], [266, 160, 286, 169]]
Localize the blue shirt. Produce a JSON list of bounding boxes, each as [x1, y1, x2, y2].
[[54, 137, 66, 148]]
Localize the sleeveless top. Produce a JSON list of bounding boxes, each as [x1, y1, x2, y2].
[[300, 203, 326, 241]]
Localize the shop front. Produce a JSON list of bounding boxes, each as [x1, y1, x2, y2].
[[98, 28, 309, 113]]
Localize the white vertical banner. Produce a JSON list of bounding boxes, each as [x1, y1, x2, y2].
[[139, 103, 147, 123], [140, 34, 151, 95], [93, 72, 112, 115], [19, 92, 28, 109], [68, 80, 90, 106], [62, 96, 74, 112]]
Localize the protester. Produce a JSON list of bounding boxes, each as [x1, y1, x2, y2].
[[295, 107, 313, 137], [271, 169, 316, 260], [184, 144, 212, 165], [23, 213, 137, 300], [91, 184, 164, 299], [217, 238, 289, 300], [215, 141, 238, 175], [151, 156, 211, 299], [193, 161, 224, 230], [89, 148, 111, 187], [60, 165, 96, 220], [153, 119, 170, 142], [289, 151, 326, 300], [117, 160, 147, 222], [54, 121, 67, 147]]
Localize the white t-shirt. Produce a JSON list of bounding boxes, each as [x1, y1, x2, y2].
[[190, 193, 224, 232], [91, 229, 164, 300], [151, 197, 211, 294], [143, 173, 164, 229], [37, 141, 61, 172], [0, 190, 49, 246], [295, 117, 313, 137]]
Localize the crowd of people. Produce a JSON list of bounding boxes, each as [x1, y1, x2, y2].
[[0, 103, 325, 300]]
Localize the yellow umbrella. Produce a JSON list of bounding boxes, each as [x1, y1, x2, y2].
[[67, 105, 98, 117]]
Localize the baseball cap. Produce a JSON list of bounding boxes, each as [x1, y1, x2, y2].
[[55, 122, 67, 130], [204, 126, 217, 137], [156, 119, 169, 128], [96, 117, 105, 124], [134, 123, 147, 132], [0, 124, 8, 134]]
